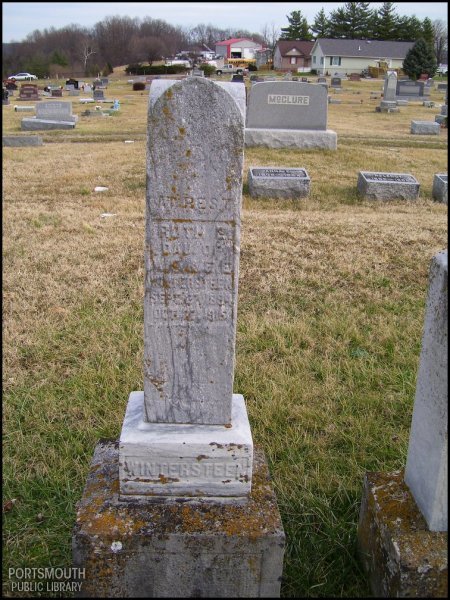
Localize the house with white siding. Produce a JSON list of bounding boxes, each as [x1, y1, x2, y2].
[[310, 39, 415, 75], [215, 38, 263, 60]]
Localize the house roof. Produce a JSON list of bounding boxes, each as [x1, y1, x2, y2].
[[216, 38, 258, 46], [312, 38, 415, 59], [275, 40, 315, 58]]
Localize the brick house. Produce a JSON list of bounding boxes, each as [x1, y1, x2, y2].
[[273, 40, 315, 71]]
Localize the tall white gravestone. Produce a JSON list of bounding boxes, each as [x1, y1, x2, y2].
[[405, 249, 448, 531], [119, 77, 253, 498]]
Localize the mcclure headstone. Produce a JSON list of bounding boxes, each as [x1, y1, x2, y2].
[[245, 81, 337, 149], [73, 76, 285, 598]]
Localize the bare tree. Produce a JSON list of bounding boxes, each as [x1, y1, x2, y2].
[[81, 40, 96, 72], [433, 19, 448, 66], [260, 22, 280, 64]]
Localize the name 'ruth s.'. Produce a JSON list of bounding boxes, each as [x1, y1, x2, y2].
[[268, 94, 310, 105]]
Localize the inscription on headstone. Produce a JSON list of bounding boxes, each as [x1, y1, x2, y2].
[[248, 166, 310, 199], [357, 171, 420, 200], [144, 78, 245, 425], [246, 81, 327, 130]]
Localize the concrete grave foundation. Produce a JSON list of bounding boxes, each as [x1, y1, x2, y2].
[[245, 128, 337, 150], [21, 118, 75, 130], [357, 470, 448, 598], [73, 440, 285, 598]]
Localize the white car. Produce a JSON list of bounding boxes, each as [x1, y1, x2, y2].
[[8, 72, 38, 81]]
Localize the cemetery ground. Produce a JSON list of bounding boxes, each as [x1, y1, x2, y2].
[[2, 74, 447, 597]]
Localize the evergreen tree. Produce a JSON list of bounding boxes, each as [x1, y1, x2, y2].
[[280, 10, 312, 40], [328, 7, 349, 38], [407, 15, 424, 40], [311, 8, 331, 38], [329, 3, 375, 39], [373, 2, 400, 40], [421, 17, 435, 51], [402, 38, 437, 79]]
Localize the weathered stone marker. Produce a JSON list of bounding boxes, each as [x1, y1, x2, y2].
[[357, 250, 448, 597], [143, 78, 243, 426], [410, 120, 440, 135], [405, 250, 448, 532], [432, 174, 448, 204], [73, 77, 285, 598], [248, 166, 311, 199], [376, 71, 399, 113], [357, 171, 420, 200]]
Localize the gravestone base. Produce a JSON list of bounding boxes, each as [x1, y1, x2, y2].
[[245, 128, 337, 150], [21, 118, 75, 130], [396, 99, 409, 106], [3, 135, 43, 147], [119, 392, 253, 499], [411, 120, 440, 135], [357, 470, 448, 598], [73, 440, 285, 598]]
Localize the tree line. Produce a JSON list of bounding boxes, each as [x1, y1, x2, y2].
[[2, 2, 448, 79]]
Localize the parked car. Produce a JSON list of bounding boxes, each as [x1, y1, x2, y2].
[[215, 64, 248, 76], [7, 72, 38, 81]]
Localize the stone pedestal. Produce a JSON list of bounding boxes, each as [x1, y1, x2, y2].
[[245, 128, 337, 149], [119, 392, 253, 499], [357, 470, 448, 598], [73, 441, 285, 598]]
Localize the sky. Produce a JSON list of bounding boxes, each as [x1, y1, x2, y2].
[[2, 2, 448, 43]]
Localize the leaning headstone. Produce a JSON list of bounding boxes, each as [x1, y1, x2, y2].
[[432, 174, 448, 204], [357, 171, 420, 200], [73, 77, 285, 598], [248, 167, 310, 199], [245, 81, 337, 149], [410, 120, 440, 135], [357, 250, 448, 597]]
